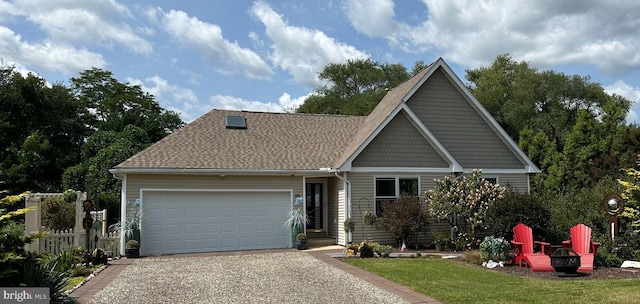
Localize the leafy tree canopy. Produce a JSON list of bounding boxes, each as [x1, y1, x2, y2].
[[465, 54, 631, 147], [296, 58, 412, 115], [0, 68, 89, 193], [70, 68, 183, 142]]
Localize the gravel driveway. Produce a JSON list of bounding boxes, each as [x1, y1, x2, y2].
[[89, 252, 409, 304]]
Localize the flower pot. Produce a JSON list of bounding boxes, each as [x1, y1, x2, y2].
[[125, 248, 140, 258], [435, 244, 445, 251], [295, 240, 307, 250]]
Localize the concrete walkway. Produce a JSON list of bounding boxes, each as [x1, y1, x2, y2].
[[70, 248, 442, 304]]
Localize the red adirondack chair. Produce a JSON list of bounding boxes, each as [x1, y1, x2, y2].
[[510, 223, 554, 272], [562, 224, 600, 271]]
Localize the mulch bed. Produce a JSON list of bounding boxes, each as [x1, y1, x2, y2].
[[344, 249, 640, 280], [450, 256, 640, 280]]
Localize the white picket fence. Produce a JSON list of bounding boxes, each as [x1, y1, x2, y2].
[[24, 192, 121, 256]]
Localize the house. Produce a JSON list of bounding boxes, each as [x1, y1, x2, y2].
[[110, 58, 539, 255]]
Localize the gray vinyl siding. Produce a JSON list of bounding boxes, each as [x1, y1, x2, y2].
[[352, 111, 450, 168], [124, 174, 303, 209], [493, 173, 530, 193], [348, 172, 449, 245], [406, 67, 525, 169]]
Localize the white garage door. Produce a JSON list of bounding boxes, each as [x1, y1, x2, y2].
[[141, 191, 291, 255]]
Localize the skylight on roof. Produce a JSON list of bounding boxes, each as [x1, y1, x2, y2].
[[225, 115, 247, 129]]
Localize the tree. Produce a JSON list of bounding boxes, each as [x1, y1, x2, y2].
[[0, 67, 89, 193], [465, 54, 630, 146], [425, 170, 506, 242], [64, 68, 183, 223], [70, 68, 183, 142], [63, 125, 151, 224], [296, 59, 410, 115], [374, 194, 430, 249]]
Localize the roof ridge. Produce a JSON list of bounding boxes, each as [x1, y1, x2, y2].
[[212, 108, 366, 118]]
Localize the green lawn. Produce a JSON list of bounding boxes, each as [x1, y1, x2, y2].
[[343, 258, 640, 304]]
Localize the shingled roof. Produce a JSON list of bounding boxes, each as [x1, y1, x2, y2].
[[114, 110, 366, 171]]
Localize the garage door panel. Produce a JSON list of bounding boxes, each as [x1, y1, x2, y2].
[[141, 191, 290, 254], [184, 223, 201, 233]]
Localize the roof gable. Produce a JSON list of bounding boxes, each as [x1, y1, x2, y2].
[[352, 109, 452, 168], [337, 58, 539, 173]]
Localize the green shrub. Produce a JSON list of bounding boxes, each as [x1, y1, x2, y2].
[[125, 239, 139, 249], [376, 194, 430, 249], [42, 197, 75, 231], [373, 243, 393, 257], [21, 255, 78, 304], [485, 191, 551, 240], [544, 179, 614, 243], [479, 236, 511, 262], [40, 249, 78, 273], [359, 241, 375, 258]]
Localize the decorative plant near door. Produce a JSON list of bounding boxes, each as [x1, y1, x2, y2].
[[284, 208, 309, 246], [123, 198, 143, 243], [344, 217, 356, 234]]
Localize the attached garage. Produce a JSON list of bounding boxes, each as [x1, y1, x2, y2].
[[140, 190, 292, 255]]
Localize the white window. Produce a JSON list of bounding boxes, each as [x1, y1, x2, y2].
[[375, 177, 419, 216], [483, 177, 498, 185]]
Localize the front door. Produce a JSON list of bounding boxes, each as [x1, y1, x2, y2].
[[306, 183, 323, 230]]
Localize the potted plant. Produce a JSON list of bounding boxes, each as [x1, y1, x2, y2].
[[92, 248, 108, 265], [122, 199, 143, 245], [295, 233, 307, 250], [345, 243, 359, 256], [284, 209, 309, 246], [343, 218, 356, 234], [433, 231, 449, 251], [125, 239, 140, 258]]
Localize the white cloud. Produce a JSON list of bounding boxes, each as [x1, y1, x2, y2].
[[278, 92, 311, 112], [151, 8, 273, 80], [208, 92, 311, 115], [604, 80, 640, 124], [209, 95, 283, 113], [343, 0, 640, 75], [250, 0, 369, 88], [127, 75, 201, 122], [13, 0, 152, 54], [0, 26, 105, 75], [343, 0, 397, 38], [605, 80, 640, 104]]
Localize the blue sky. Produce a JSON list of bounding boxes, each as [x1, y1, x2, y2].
[[1, 0, 639, 123]]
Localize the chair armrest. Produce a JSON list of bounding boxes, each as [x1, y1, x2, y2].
[[510, 240, 522, 247], [534, 241, 551, 253], [591, 241, 600, 256], [562, 240, 571, 248]]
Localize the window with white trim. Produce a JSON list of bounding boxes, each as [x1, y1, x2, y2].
[[375, 177, 419, 216], [483, 177, 498, 185]]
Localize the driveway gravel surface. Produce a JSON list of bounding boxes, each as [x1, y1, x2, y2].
[[88, 252, 409, 304]]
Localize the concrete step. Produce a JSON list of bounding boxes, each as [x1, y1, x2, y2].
[[306, 230, 327, 238], [307, 237, 336, 247]]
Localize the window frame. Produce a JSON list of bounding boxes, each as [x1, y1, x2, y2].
[[374, 176, 420, 216], [482, 176, 499, 185]]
